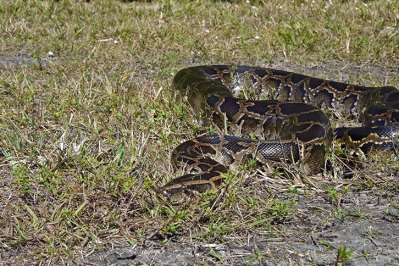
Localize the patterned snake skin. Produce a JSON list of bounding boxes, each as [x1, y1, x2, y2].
[[159, 65, 399, 197]]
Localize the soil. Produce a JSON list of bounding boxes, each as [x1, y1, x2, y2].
[[0, 53, 59, 69], [85, 187, 399, 266]]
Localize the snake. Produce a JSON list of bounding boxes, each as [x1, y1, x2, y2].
[[158, 65, 399, 198]]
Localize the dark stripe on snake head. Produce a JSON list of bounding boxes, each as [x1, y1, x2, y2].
[[221, 149, 235, 163], [196, 145, 217, 156], [174, 156, 196, 165]]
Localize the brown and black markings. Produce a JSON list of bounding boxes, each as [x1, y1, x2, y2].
[[159, 65, 399, 198]]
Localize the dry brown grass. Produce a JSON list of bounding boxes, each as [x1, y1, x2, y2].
[[0, 0, 398, 264]]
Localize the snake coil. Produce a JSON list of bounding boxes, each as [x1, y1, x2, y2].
[[159, 65, 399, 197]]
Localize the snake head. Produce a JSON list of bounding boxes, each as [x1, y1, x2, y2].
[[157, 172, 221, 204], [156, 185, 197, 206]]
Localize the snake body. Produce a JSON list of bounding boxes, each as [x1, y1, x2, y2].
[[160, 65, 399, 197]]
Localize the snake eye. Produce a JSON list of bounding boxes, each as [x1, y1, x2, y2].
[[161, 189, 172, 198]]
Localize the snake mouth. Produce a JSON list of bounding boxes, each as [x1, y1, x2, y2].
[[155, 186, 184, 205], [157, 184, 204, 206]]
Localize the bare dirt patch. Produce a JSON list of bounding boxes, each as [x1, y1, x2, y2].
[[85, 180, 399, 265]]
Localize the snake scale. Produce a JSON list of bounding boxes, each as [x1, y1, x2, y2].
[[159, 65, 399, 197]]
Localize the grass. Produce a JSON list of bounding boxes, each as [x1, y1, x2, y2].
[[0, 0, 399, 264], [336, 245, 353, 266]]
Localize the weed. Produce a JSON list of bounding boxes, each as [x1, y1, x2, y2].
[[333, 207, 346, 221], [361, 227, 381, 240], [268, 199, 296, 223], [317, 237, 334, 250], [336, 245, 353, 266], [247, 248, 265, 265], [327, 186, 341, 203]]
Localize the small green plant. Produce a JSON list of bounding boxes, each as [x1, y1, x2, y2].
[[164, 222, 180, 235], [327, 186, 341, 203], [287, 186, 298, 194], [336, 245, 353, 266], [361, 227, 381, 240], [333, 146, 350, 157], [317, 238, 334, 249], [347, 209, 367, 220], [360, 249, 371, 263], [268, 199, 296, 223], [332, 207, 345, 221], [12, 164, 31, 195], [244, 158, 258, 169], [389, 201, 399, 210], [209, 247, 222, 261], [163, 209, 189, 236], [143, 176, 156, 191], [247, 248, 265, 265], [342, 185, 351, 195]]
